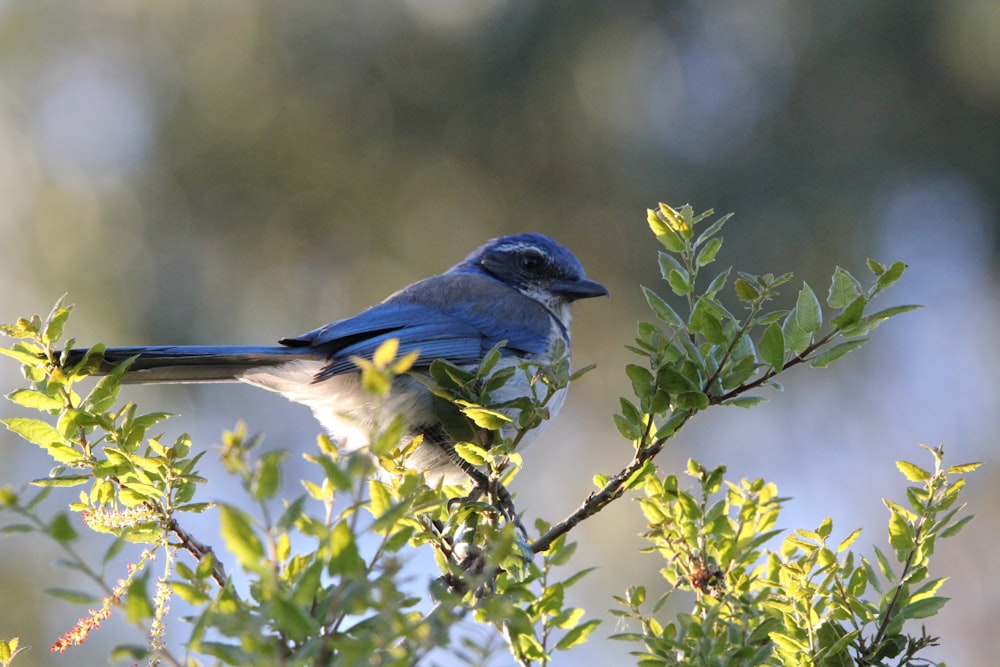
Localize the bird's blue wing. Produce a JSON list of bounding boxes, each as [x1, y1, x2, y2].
[[281, 273, 555, 379]]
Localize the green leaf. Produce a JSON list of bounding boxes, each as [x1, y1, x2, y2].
[[218, 504, 265, 570], [43, 304, 72, 344], [873, 634, 907, 661], [554, 619, 601, 651], [723, 396, 766, 408], [47, 512, 78, 543], [734, 277, 760, 302], [940, 514, 974, 538], [482, 366, 516, 394], [0, 639, 12, 662], [759, 322, 784, 371], [478, 341, 506, 377], [873, 545, 895, 579], [372, 337, 399, 368], [125, 574, 154, 622], [816, 622, 856, 667], [888, 512, 914, 552], [199, 642, 250, 664], [654, 408, 690, 438], [626, 364, 655, 398], [457, 401, 511, 430], [795, 282, 822, 333], [647, 208, 685, 252], [946, 462, 981, 474], [667, 203, 695, 236], [551, 607, 585, 630], [658, 251, 685, 281], [667, 269, 693, 296], [770, 631, 808, 653], [900, 595, 949, 619], [830, 295, 866, 330], [704, 267, 731, 297], [827, 266, 862, 308], [327, 520, 366, 577], [272, 595, 319, 643], [720, 356, 756, 391], [427, 358, 471, 391], [252, 450, 286, 500], [781, 308, 811, 356], [911, 576, 948, 601], [657, 366, 697, 394], [2, 417, 64, 449], [696, 237, 723, 266], [883, 499, 913, 521], [810, 338, 868, 368], [110, 644, 150, 662], [841, 305, 921, 337], [695, 212, 732, 245], [613, 414, 642, 440], [175, 502, 213, 514], [0, 346, 45, 366], [30, 475, 90, 488], [674, 391, 709, 410], [6, 389, 64, 411], [368, 479, 392, 519], [619, 397, 642, 425], [689, 298, 729, 345], [453, 442, 488, 466], [896, 460, 931, 482], [3, 317, 33, 341], [44, 588, 100, 605], [120, 480, 166, 502], [641, 287, 685, 330], [876, 261, 907, 290], [837, 527, 863, 553], [866, 258, 886, 276]]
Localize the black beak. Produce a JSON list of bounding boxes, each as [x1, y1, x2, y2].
[[557, 277, 609, 302]]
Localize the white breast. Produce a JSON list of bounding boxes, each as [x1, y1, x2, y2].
[[239, 347, 569, 485]]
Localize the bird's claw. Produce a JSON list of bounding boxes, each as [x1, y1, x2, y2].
[[447, 475, 527, 538]]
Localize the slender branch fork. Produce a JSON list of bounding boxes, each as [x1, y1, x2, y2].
[[529, 414, 687, 554], [530, 327, 837, 555]]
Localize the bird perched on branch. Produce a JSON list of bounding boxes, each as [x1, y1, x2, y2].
[[64, 233, 607, 486]]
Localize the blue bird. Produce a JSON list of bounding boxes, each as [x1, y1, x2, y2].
[[66, 234, 607, 485]]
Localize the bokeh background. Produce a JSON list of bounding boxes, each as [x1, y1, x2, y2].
[[0, 2, 997, 665]]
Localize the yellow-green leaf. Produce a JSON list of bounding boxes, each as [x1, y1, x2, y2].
[[554, 619, 601, 651], [372, 338, 399, 368], [219, 504, 265, 570], [896, 460, 930, 482], [6, 389, 64, 411]]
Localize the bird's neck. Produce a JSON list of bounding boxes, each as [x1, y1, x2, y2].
[[516, 285, 572, 342]]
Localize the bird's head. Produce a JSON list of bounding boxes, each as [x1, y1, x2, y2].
[[452, 233, 608, 319]]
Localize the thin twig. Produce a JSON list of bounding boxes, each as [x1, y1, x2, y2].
[[530, 411, 692, 554], [532, 322, 834, 553], [167, 518, 227, 587]]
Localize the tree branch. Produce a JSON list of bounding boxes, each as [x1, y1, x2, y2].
[[531, 326, 839, 553], [168, 518, 227, 587], [529, 412, 692, 554]]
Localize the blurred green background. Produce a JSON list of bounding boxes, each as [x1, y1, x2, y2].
[[1, 2, 997, 665]]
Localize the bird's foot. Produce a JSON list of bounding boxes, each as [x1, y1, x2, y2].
[[447, 471, 528, 539]]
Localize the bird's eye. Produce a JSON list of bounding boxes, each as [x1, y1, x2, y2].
[[519, 250, 545, 272]]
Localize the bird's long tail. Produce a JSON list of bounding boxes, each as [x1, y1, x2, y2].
[[62, 345, 316, 384]]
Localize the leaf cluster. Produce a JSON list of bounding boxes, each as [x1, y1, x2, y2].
[[611, 446, 978, 667], [625, 203, 919, 433], [0, 307, 599, 666], [0, 203, 970, 667]]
